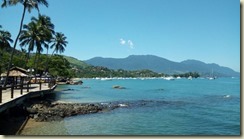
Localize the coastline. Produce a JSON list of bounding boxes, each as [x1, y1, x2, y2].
[[0, 84, 57, 135], [3, 98, 123, 135]]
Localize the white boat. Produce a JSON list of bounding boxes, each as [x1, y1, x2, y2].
[[188, 76, 192, 80], [164, 76, 175, 80], [208, 77, 214, 80], [101, 77, 112, 81], [208, 69, 216, 80]]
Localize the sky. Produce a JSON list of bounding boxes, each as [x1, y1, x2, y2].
[[0, 0, 240, 72]]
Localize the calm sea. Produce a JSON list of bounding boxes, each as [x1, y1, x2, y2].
[[21, 77, 240, 135]]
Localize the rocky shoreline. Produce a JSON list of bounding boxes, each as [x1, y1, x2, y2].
[[0, 95, 125, 135], [25, 101, 120, 122]]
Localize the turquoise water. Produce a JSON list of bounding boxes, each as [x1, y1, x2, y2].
[[22, 77, 240, 135]]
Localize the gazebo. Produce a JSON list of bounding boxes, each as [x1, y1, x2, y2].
[[1, 67, 28, 86]]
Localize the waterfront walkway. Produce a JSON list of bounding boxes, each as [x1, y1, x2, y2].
[[0, 83, 48, 105], [0, 82, 56, 113]]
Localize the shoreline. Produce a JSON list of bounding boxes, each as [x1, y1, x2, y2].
[[0, 97, 123, 135]]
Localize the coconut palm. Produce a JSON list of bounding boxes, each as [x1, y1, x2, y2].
[[1, 0, 48, 86], [33, 15, 55, 73], [0, 25, 13, 75], [20, 15, 54, 79], [19, 20, 42, 62], [32, 14, 54, 75], [51, 32, 68, 55], [43, 32, 67, 72], [32, 14, 54, 56], [0, 25, 13, 49]]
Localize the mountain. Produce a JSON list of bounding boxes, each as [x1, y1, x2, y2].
[[180, 60, 240, 77], [85, 55, 239, 77]]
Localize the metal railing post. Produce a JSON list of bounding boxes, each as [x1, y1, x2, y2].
[[11, 83, 14, 98], [20, 80, 23, 95], [0, 86, 2, 103], [27, 82, 29, 92], [39, 81, 41, 90]]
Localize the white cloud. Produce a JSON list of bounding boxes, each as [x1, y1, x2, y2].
[[120, 38, 126, 45], [128, 40, 134, 49], [119, 38, 135, 49]]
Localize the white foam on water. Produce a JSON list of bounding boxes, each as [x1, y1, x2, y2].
[[118, 104, 128, 107]]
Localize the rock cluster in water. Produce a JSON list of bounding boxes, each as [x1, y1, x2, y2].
[[25, 101, 120, 122], [112, 85, 126, 89]]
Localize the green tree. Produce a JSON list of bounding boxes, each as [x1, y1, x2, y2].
[[32, 14, 55, 51], [32, 15, 54, 75], [32, 15, 55, 72], [0, 26, 13, 75], [48, 55, 72, 78], [19, 20, 42, 70], [46, 32, 68, 72], [0, 25, 13, 49], [1, 0, 48, 86], [51, 32, 68, 55]]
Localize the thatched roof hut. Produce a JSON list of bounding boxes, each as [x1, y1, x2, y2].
[[1, 67, 28, 77]]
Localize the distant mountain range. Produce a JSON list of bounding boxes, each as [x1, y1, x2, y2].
[[85, 55, 239, 77]]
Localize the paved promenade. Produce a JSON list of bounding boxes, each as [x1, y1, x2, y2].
[[0, 83, 55, 109]]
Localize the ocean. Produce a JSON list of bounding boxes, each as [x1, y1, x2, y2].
[[20, 77, 240, 135]]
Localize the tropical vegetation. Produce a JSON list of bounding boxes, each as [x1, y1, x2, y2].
[[0, 0, 70, 84], [1, 0, 49, 86]]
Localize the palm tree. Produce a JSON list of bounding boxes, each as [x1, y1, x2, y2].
[[19, 20, 42, 65], [51, 32, 68, 55], [44, 32, 67, 72], [33, 15, 55, 73], [1, 0, 48, 86], [0, 25, 13, 75], [0, 25, 13, 50], [32, 14, 54, 56], [19, 15, 54, 80], [32, 14, 54, 76]]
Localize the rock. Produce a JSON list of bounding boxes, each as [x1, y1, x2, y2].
[[27, 109, 38, 114], [112, 85, 126, 89], [24, 102, 113, 122]]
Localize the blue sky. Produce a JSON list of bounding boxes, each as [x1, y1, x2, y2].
[[0, 0, 240, 72]]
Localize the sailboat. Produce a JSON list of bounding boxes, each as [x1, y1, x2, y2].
[[101, 73, 113, 81], [208, 69, 216, 80]]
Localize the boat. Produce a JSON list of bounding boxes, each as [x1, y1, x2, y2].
[[208, 77, 214, 80], [188, 76, 192, 80], [164, 76, 175, 81], [208, 69, 216, 80], [101, 77, 112, 81], [176, 76, 181, 79]]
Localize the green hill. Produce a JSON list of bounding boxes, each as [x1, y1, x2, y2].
[[63, 55, 90, 69]]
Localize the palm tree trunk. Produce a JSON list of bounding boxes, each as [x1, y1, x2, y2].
[[45, 49, 56, 72], [25, 49, 31, 69], [44, 47, 49, 72], [4, 6, 27, 87], [33, 50, 39, 83], [51, 49, 56, 56]]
